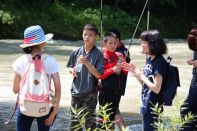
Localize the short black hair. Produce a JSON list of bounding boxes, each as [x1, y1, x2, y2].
[[107, 29, 121, 40], [140, 30, 167, 55], [104, 32, 117, 38], [83, 23, 99, 35], [103, 32, 117, 43]]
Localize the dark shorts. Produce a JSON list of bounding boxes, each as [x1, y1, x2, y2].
[[98, 90, 121, 121]]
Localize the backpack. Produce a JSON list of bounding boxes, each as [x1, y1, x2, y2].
[[4, 54, 54, 125], [154, 56, 180, 106], [19, 54, 52, 117]]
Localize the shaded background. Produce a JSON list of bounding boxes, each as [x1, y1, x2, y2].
[[0, 0, 197, 40]]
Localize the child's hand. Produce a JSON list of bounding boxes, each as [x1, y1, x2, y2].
[[187, 59, 193, 65], [69, 68, 77, 77], [112, 65, 121, 74], [78, 55, 88, 64], [187, 59, 197, 67], [121, 62, 136, 72], [133, 68, 144, 79], [45, 113, 56, 126]]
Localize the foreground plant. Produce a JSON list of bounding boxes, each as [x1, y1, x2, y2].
[[70, 103, 126, 131], [98, 103, 116, 131], [151, 103, 196, 131], [70, 106, 90, 131]]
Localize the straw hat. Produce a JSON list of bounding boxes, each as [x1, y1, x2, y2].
[[20, 25, 53, 48]]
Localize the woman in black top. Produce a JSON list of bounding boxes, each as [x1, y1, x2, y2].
[[122, 30, 168, 131]]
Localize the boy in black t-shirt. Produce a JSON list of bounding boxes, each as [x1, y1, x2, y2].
[[67, 24, 104, 131]]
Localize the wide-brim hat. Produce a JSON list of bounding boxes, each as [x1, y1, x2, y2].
[[20, 25, 53, 48]]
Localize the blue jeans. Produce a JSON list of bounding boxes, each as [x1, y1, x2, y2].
[[16, 108, 52, 131], [143, 112, 158, 131], [142, 103, 161, 131]]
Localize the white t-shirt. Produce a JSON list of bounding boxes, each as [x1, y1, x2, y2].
[[12, 54, 59, 77]]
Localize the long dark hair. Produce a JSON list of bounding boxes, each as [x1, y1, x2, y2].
[[140, 30, 167, 55]]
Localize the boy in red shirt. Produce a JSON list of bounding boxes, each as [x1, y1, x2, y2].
[[99, 32, 128, 129]]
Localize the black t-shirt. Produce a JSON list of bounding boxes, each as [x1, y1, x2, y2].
[[67, 46, 104, 97], [140, 55, 167, 114]]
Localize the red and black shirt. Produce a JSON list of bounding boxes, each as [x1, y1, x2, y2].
[[100, 50, 127, 91]]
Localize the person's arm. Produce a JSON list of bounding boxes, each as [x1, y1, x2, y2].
[[133, 69, 144, 85], [67, 50, 77, 77], [122, 62, 162, 94], [100, 65, 121, 80], [13, 72, 21, 94], [68, 67, 77, 77], [78, 55, 102, 79], [84, 60, 102, 78], [121, 62, 136, 74], [137, 72, 162, 94], [187, 59, 197, 67], [120, 54, 128, 75], [45, 72, 61, 126]]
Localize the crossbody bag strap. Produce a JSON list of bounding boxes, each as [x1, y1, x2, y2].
[[4, 94, 19, 125], [4, 55, 32, 125], [21, 63, 32, 87]]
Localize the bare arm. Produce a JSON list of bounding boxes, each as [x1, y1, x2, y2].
[[187, 59, 197, 67], [133, 69, 144, 85], [68, 67, 77, 77], [122, 62, 162, 94], [13, 72, 21, 94], [84, 61, 101, 78], [78, 55, 102, 79], [139, 73, 163, 94], [45, 72, 61, 125]]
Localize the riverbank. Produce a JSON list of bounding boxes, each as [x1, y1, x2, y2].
[[0, 39, 193, 130]]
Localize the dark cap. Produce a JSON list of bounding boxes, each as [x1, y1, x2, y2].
[[83, 24, 99, 35]]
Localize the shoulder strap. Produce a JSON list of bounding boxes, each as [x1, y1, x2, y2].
[[21, 63, 32, 87], [41, 54, 52, 91], [151, 55, 166, 68]]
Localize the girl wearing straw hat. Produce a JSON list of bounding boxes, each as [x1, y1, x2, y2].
[[12, 25, 61, 131]]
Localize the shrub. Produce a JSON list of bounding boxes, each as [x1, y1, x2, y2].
[[70, 103, 123, 131], [151, 103, 196, 131]]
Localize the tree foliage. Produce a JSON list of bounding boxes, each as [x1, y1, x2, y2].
[[0, 0, 196, 39]]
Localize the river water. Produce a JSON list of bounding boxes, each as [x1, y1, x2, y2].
[[0, 102, 142, 131], [0, 39, 193, 130], [0, 40, 143, 131]]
